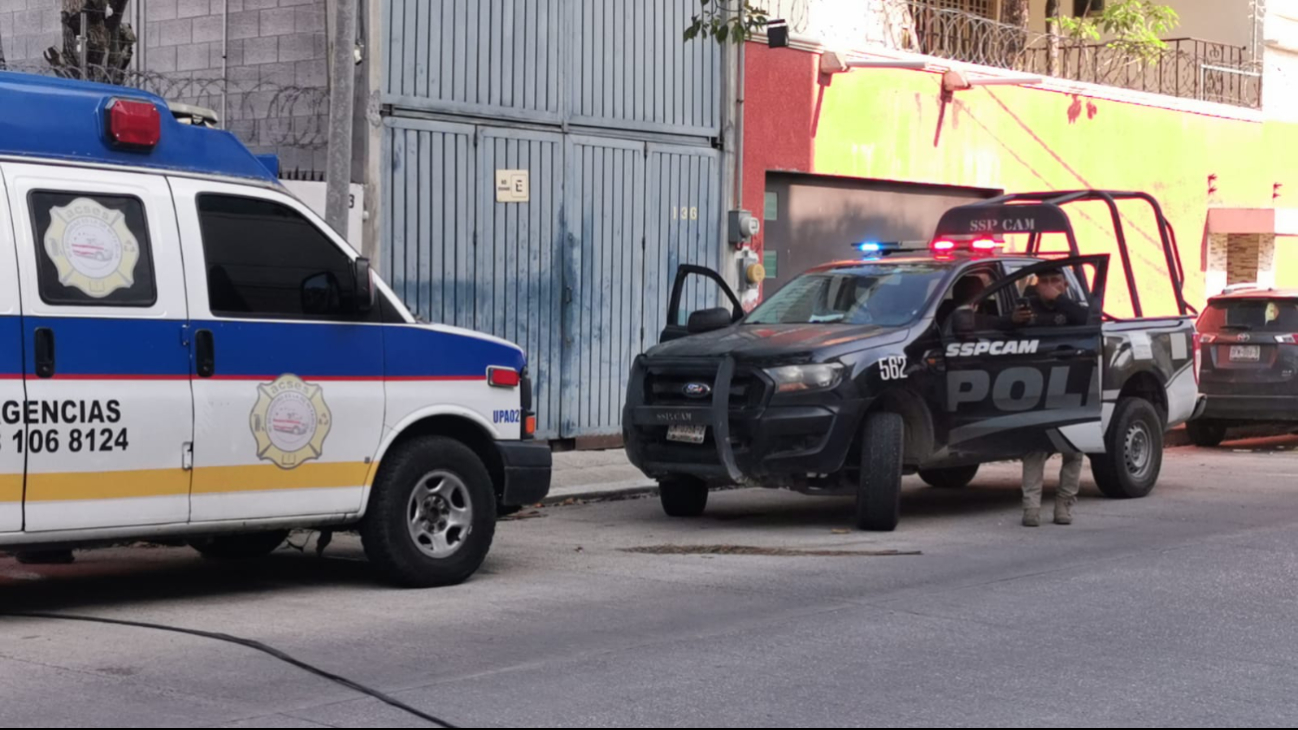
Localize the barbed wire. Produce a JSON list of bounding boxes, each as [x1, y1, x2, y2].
[[760, 0, 1265, 110], [1, 58, 330, 151]]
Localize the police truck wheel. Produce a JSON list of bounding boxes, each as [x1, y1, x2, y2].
[[189, 530, 289, 560], [1186, 419, 1227, 448], [919, 465, 979, 489], [361, 436, 496, 588], [659, 477, 709, 517], [856, 411, 904, 532], [1091, 397, 1164, 500]]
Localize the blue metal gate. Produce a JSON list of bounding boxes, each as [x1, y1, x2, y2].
[[380, 0, 723, 440]]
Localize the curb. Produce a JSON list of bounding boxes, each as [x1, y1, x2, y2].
[[541, 483, 659, 505], [1164, 424, 1293, 448]]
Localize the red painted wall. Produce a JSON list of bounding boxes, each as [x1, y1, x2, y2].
[[742, 43, 1298, 315]]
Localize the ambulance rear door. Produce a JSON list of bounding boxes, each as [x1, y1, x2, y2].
[[4, 162, 194, 532]]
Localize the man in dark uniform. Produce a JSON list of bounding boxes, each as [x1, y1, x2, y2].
[[1011, 267, 1089, 527]]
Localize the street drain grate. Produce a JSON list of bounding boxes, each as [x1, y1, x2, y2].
[[619, 545, 922, 557]]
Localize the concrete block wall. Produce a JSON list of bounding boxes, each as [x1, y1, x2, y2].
[[0, 0, 329, 174]]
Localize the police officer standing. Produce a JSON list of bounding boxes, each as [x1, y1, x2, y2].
[[1011, 268, 1089, 527]]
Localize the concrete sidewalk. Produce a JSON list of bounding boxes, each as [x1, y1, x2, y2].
[[544, 424, 1293, 504], [547, 449, 654, 503]]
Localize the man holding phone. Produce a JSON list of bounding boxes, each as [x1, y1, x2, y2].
[[1011, 267, 1089, 527]]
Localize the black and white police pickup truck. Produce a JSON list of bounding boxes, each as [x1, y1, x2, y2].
[[623, 190, 1205, 531]]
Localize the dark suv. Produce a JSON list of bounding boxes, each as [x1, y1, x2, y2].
[[1189, 289, 1298, 446]]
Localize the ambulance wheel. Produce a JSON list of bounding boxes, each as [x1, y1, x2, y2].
[[1091, 397, 1163, 500], [856, 411, 903, 532], [1186, 419, 1227, 448], [361, 436, 496, 588], [919, 465, 979, 489], [659, 476, 709, 517], [189, 530, 289, 560]]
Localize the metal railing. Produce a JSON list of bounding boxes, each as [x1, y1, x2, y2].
[[893, 0, 1262, 108]]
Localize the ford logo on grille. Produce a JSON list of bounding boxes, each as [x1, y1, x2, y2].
[[682, 382, 712, 399]]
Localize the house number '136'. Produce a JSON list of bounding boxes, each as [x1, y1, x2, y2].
[[672, 206, 699, 221]]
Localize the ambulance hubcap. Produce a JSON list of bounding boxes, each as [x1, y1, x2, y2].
[[408, 471, 473, 559], [1124, 422, 1153, 480]]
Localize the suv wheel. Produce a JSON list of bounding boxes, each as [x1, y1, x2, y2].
[[361, 436, 496, 588], [189, 530, 289, 560], [856, 411, 904, 531], [919, 465, 979, 489], [659, 476, 709, 517], [1091, 397, 1164, 499], [1186, 419, 1227, 448]]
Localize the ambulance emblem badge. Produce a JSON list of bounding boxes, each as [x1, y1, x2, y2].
[[44, 198, 140, 298], [250, 374, 332, 469]]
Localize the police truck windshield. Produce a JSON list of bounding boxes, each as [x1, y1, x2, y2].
[[746, 264, 946, 327]]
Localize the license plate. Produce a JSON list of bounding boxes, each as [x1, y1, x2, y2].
[[1230, 345, 1261, 362], [666, 424, 707, 444]]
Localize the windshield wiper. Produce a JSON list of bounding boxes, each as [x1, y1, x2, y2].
[[1219, 324, 1253, 331]]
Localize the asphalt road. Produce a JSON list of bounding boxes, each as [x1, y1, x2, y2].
[[4, 437, 1298, 728]]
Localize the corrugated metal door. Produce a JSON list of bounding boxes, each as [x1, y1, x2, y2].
[[562, 136, 646, 438], [569, 0, 721, 136], [382, 0, 719, 137], [381, 117, 477, 328], [384, 0, 563, 123], [642, 144, 723, 353], [478, 128, 566, 438]]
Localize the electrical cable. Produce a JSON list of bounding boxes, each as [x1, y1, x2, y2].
[[0, 611, 459, 728]]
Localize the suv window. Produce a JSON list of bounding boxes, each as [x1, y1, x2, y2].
[[30, 191, 158, 307], [197, 194, 367, 321], [1200, 298, 1298, 334]]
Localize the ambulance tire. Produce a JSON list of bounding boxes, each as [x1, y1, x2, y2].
[[855, 411, 903, 532], [659, 476, 709, 517], [190, 530, 289, 560], [1091, 397, 1163, 500], [919, 465, 980, 489], [361, 436, 497, 588], [1186, 419, 1227, 448]]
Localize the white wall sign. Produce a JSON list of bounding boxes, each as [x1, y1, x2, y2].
[[495, 170, 530, 203], [281, 181, 366, 248]]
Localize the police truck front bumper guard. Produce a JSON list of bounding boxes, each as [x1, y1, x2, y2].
[[624, 356, 864, 483]]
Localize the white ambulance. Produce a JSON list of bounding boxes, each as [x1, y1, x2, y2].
[[0, 72, 550, 587]]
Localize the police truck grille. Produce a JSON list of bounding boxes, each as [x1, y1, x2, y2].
[[644, 365, 764, 409]]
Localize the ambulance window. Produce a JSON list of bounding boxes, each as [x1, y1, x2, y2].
[[196, 194, 369, 321], [28, 191, 158, 307]]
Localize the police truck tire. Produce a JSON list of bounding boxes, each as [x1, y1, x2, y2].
[[919, 465, 979, 489], [659, 477, 709, 517], [1091, 397, 1164, 500], [361, 436, 497, 588], [856, 411, 904, 532], [1186, 419, 1227, 448], [189, 530, 289, 560]]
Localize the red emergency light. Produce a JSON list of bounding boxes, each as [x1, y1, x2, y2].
[[105, 98, 161, 151], [929, 237, 1005, 255]]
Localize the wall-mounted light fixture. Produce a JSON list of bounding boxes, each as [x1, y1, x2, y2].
[[819, 51, 929, 75], [767, 19, 789, 48]]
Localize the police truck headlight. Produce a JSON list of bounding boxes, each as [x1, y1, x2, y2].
[[765, 364, 845, 394]]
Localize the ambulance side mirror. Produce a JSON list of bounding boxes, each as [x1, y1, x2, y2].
[[353, 257, 374, 313]]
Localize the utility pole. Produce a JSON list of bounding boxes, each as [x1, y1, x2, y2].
[[325, 0, 357, 238]]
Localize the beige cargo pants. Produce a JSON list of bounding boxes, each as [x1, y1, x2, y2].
[[1022, 452, 1083, 511]]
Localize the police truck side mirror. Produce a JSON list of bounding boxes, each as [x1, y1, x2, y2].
[[353, 257, 374, 313], [688, 307, 734, 334], [951, 308, 976, 336]]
